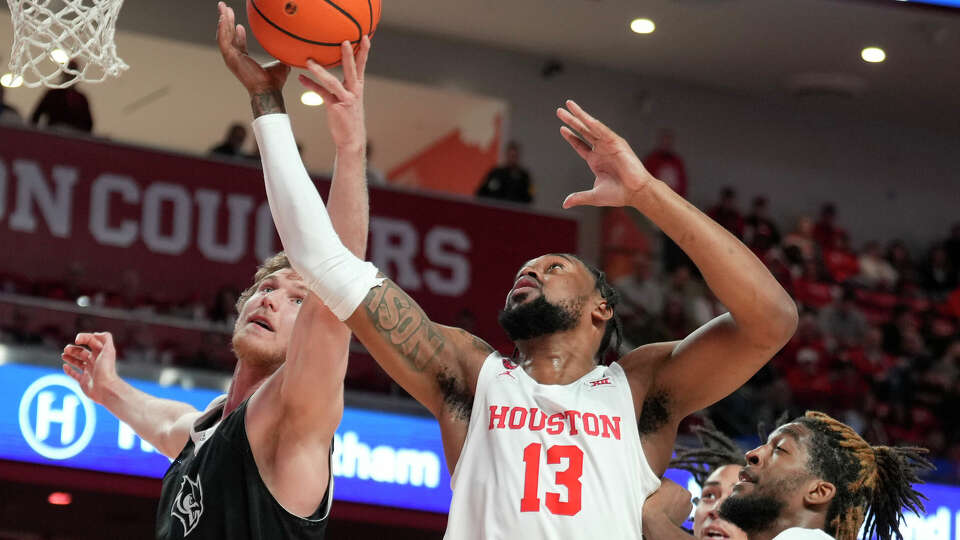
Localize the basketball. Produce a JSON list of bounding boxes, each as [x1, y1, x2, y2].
[[246, 0, 381, 68]]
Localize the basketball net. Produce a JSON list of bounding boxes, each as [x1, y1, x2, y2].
[[5, 0, 128, 88]]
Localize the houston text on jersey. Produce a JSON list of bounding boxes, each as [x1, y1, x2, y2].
[[487, 406, 622, 440]]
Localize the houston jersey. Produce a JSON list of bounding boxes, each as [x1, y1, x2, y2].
[[773, 529, 835, 540], [444, 353, 661, 539]]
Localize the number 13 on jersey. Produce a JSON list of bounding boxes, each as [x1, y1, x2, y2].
[[520, 443, 584, 515]]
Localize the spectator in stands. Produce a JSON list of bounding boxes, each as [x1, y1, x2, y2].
[[761, 247, 793, 291], [476, 140, 533, 203], [901, 326, 934, 368], [780, 311, 831, 373], [783, 216, 817, 263], [615, 254, 664, 346], [664, 265, 715, 328], [792, 258, 834, 309], [819, 287, 869, 348], [643, 131, 690, 273], [30, 60, 93, 133], [935, 339, 960, 386], [832, 363, 869, 412], [881, 305, 917, 356], [706, 186, 744, 238], [886, 239, 917, 286], [616, 254, 664, 319], [0, 307, 26, 344], [813, 202, 846, 250], [857, 240, 898, 289], [209, 122, 249, 158], [0, 84, 22, 124], [945, 222, 960, 271], [845, 326, 895, 380], [743, 195, 780, 254], [660, 294, 694, 341], [784, 350, 832, 411], [642, 129, 687, 198], [822, 231, 859, 284], [102, 269, 147, 310], [920, 244, 957, 296], [209, 286, 240, 326]]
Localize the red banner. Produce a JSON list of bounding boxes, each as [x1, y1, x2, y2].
[[0, 125, 577, 350]]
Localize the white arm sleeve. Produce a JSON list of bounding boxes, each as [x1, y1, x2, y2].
[[252, 113, 382, 321]]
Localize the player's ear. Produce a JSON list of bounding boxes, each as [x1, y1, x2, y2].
[[592, 299, 613, 324], [803, 479, 836, 507]]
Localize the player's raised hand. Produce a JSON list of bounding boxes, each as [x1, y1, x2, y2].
[[216, 1, 290, 96], [62, 332, 120, 405], [557, 100, 655, 209], [298, 36, 371, 151]]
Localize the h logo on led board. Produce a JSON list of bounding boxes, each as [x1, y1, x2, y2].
[[18, 374, 97, 460]]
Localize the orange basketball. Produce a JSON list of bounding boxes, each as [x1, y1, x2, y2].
[[246, 0, 381, 68]]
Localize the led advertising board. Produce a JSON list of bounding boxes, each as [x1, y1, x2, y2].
[[1, 363, 450, 513], [906, 0, 960, 7]]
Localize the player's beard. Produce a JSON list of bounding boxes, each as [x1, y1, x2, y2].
[[719, 470, 808, 536], [498, 294, 583, 341], [718, 491, 785, 535], [231, 330, 285, 370]]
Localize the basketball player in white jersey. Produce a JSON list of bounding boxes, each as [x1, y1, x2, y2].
[[717, 411, 931, 540], [254, 59, 799, 536], [58, 9, 372, 537]]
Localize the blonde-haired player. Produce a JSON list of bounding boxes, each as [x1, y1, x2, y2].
[[60, 6, 372, 538]]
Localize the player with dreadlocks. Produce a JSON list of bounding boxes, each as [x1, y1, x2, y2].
[[643, 420, 748, 540], [254, 91, 799, 537], [719, 411, 933, 540]]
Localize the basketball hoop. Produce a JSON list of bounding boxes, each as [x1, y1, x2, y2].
[[5, 0, 128, 88]]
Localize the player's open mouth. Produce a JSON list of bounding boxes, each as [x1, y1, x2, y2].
[[703, 526, 731, 538], [512, 276, 539, 292], [737, 469, 757, 484], [249, 316, 274, 332], [510, 276, 540, 300]]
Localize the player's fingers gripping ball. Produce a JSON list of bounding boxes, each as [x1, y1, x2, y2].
[[246, 0, 381, 68]]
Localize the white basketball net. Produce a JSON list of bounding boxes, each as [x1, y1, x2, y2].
[[5, 0, 128, 88]]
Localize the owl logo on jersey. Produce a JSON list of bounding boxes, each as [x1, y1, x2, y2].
[[172, 474, 204, 536]]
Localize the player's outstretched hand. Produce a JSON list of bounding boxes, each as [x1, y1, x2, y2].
[[298, 36, 371, 151], [62, 332, 120, 405], [216, 1, 290, 96], [557, 100, 655, 209]]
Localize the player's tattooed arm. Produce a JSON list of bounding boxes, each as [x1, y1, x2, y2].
[[251, 89, 286, 117], [347, 277, 494, 419], [362, 280, 446, 372], [216, 2, 291, 119]]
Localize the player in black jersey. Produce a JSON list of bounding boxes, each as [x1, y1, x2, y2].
[[59, 5, 373, 538]]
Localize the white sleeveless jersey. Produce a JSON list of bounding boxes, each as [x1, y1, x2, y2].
[[772, 528, 834, 540], [444, 353, 661, 539]]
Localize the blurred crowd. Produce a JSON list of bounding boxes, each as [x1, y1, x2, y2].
[[0, 133, 957, 480], [0, 267, 240, 370], [616, 190, 960, 482]]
